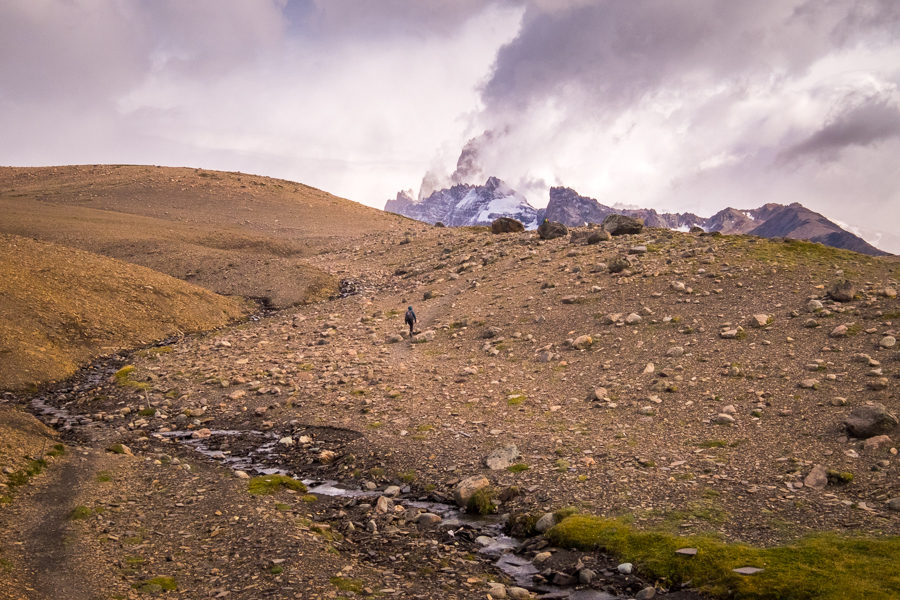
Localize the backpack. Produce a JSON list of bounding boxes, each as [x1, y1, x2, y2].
[[405, 308, 416, 324]]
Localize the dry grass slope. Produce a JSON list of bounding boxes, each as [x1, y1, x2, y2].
[[0, 165, 420, 307], [0, 233, 248, 390]]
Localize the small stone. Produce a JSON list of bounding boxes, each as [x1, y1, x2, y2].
[[827, 279, 856, 302], [485, 445, 519, 470], [533, 551, 552, 563], [417, 513, 442, 526], [487, 582, 507, 599], [454, 474, 490, 507], [868, 377, 889, 391], [375, 496, 393, 513], [617, 562, 633, 574], [675, 547, 698, 556], [573, 335, 593, 350], [715, 413, 735, 425], [887, 498, 900, 511], [807, 299, 823, 312], [534, 512, 557, 533], [578, 568, 596, 585], [803, 464, 828, 490], [798, 379, 819, 390], [561, 296, 579, 304], [880, 336, 896, 349], [830, 325, 848, 338], [750, 314, 770, 328], [636, 587, 657, 600], [234, 470, 250, 479], [625, 313, 642, 325], [671, 281, 686, 292], [863, 435, 892, 451], [733, 567, 764, 575], [666, 346, 684, 357], [383, 485, 401, 497], [507, 587, 531, 600], [318, 449, 337, 463], [844, 403, 898, 438]]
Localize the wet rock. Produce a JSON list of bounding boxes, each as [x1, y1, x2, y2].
[[534, 512, 558, 533], [844, 403, 898, 438], [491, 217, 525, 234], [485, 445, 519, 470], [578, 568, 596, 584], [417, 513, 442, 526], [454, 474, 490, 507], [636, 587, 657, 600], [602, 214, 643, 236], [508, 587, 531, 600]]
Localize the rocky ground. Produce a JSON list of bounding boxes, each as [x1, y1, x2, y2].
[[2, 222, 899, 599]]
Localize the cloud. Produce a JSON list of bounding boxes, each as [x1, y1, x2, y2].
[[779, 95, 900, 163]]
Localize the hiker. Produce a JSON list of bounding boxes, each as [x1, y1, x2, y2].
[[404, 305, 417, 335]]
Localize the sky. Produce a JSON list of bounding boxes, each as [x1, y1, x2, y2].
[[2, 1, 899, 252]]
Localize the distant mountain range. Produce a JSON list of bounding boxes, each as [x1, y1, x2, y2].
[[385, 178, 889, 256]]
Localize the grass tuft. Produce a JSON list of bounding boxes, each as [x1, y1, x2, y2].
[[247, 474, 307, 495], [548, 514, 900, 599]]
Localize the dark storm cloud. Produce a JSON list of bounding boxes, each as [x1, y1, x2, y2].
[[780, 96, 900, 163], [482, 0, 899, 112]]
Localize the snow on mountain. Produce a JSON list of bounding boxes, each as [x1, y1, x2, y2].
[[384, 176, 540, 228]]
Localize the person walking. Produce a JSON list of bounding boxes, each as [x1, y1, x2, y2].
[[404, 305, 417, 336]]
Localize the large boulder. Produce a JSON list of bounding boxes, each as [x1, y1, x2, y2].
[[538, 220, 569, 240], [454, 475, 490, 507], [602, 214, 643, 236], [844, 403, 898, 438], [491, 217, 525, 234]]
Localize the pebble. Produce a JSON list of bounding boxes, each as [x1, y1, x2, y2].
[[880, 336, 896, 348], [617, 562, 633, 574]]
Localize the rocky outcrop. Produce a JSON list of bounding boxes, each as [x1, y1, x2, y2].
[[844, 403, 898, 438]]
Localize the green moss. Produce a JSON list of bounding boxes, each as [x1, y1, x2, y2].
[[114, 365, 151, 390], [826, 471, 853, 485], [300, 494, 318, 503], [555, 458, 571, 473], [467, 487, 497, 515], [507, 393, 526, 406], [275, 502, 291, 511], [548, 515, 900, 599], [330, 576, 366, 594], [270, 565, 284, 575], [398, 470, 416, 483], [133, 576, 177, 593], [7, 459, 47, 488], [138, 407, 157, 417], [507, 463, 530, 473], [247, 474, 307, 495], [46, 443, 66, 457], [69, 505, 94, 520], [106, 444, 129, 455], [698, 440, 729, 448]]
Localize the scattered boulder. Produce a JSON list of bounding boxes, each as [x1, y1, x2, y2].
[[534, 512, 558, 533], [827, 279, 856, 302], [750, 314, 771, 328], [537, 220, 569, 240], [484, 445, 519, 470], [863, 435, 892, 451], [602, 214, 643, 236], [491, 217, 525, 234], [434, 221, 445, 227], [887, 498, 900, 512], [844, 403, 898, 438], [454, 475, 490, 507]]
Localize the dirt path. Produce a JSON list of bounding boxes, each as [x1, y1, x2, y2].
[[0, 453, 102, 600]]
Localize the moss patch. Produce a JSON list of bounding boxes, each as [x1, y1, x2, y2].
[[548, 514, 900, 599], [114, 365, 151, 390], [247, 474, 307, 495], [507, 463, 530, 473], [467, 487, 497, 515], [330, 576, 366, 594], [133, 576, 177, 594]]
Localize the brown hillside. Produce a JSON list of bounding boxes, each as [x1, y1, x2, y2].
[[0, 233, 248, 390], [0, 165, 422, 307]]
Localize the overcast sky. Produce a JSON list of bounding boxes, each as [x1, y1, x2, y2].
[[2, 1, 899, 251]]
